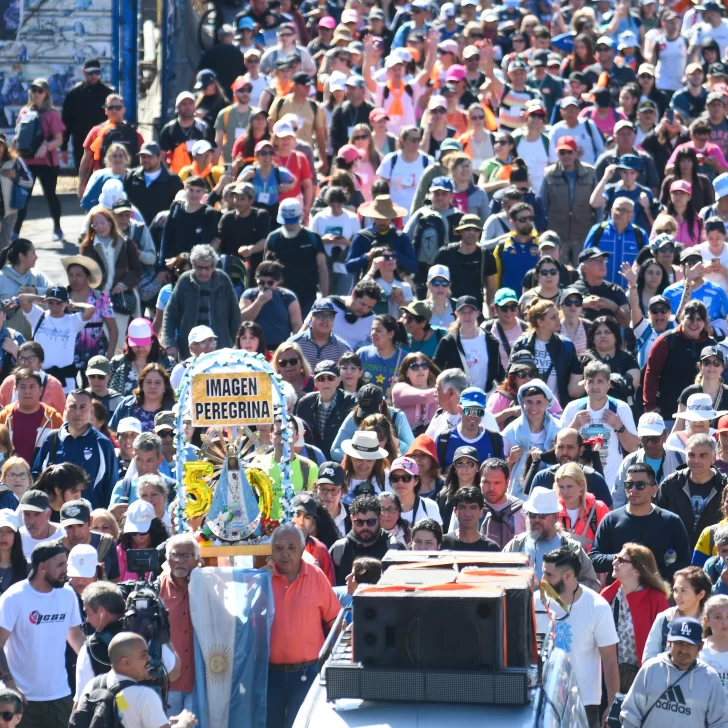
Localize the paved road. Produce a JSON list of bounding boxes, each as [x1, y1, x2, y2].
[[20, 188, 88, 287]]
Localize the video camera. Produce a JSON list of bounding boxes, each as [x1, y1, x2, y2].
[[119, 549, 171, 684]]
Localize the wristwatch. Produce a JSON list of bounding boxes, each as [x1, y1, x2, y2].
[[616, 425, 626, 434]]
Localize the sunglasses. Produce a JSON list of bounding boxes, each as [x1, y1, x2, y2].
[[470, 114, 485, 121], [246, 57, 260, 63], [494, 139, 510, 145], [624, 481, 648, 491], [317, 485, 341, 495], [563, 298, 582, 307], [539, 268, 558, 276], [430, 279, 449, 287], [408, 362, 429, 371], [237, 87, 253, 93], [279, 357, 299, 367], [455, 460, 476, 468], [639, 435, 661, 444], [257, 150, 274, 156], [613, 555, 632, 565], [352, 134, 368, 141], [390, 474, 413, 484], [649, 307, 669, 315], [515, 216, 534, 223], [88, 374, 106, 380], [382, 254, 395, 261], [514, 369, 538, 379], [498, 303, 519, 312], [0, 712, 15, 721], [86, 69, 102, 75], [462, 407, 484, 417], [353, 517, 378, 527], [106, 105, 123, 111], [431, 108, 446, 114], [315, 373, 337, 382], [703, 358, 724, 368]]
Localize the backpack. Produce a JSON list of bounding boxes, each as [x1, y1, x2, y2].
[[482, 499, 523, 549], [100, 124, 139, 164], [15, 110, 44, 157], [68, 672, 135, 728], [383, 83, 414, 102], [590, 219, 646, 250], [270, 96, 319, 124], [436, 427, 503, 467], [388, 151, 430, 177], [412, 213, 446, 266]]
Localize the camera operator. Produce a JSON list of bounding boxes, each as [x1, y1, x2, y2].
[[158, 534, 200, 716], [74, 631, 196, 728], [74, 581, 180, 705]]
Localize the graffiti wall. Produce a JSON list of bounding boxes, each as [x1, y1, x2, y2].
[[0, 0, 113, 128]]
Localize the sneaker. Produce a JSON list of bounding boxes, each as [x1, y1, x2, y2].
[[52, 227, 64, 242]]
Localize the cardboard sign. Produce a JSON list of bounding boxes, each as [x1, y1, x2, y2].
[[190, 372, 274, 426]]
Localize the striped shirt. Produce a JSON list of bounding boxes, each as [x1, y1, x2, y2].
[[498, 85, 540, 131], [288, 329, 352, 369]]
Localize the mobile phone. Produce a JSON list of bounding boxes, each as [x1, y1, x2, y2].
[[666, 107, 675, 123], [713, 258, 721, 266]]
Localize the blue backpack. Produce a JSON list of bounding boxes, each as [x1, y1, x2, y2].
[[15, 110, 44, 157]]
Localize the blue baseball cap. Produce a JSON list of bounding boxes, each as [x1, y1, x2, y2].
[[617, 154, 642, 171], [459, 387, 486, 409], [276, 198, 302, 225], [236, 16, 255, 31], [494, 288, 518, 306], [311, 298, 336, 314], [667, 617, 703, 646], [430, 176, 453, 193]]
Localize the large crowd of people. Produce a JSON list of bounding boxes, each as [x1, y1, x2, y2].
[[8, 0, 728, 726]]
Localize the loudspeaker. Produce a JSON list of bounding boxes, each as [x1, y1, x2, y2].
[[353, 586, 506, 670]]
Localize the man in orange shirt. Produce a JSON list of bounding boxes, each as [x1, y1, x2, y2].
[[268, 523, 340, 728]]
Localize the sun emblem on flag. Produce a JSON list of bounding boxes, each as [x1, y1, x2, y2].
[[206, 645, 233, 682]]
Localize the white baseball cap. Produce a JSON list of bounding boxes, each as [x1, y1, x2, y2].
[[123, 500, 155, 534], [272, 121, 296, 138], [637, 412, 665, 437], [68, 544, 98, 578], [117, 417, 142, 435], [188, 325, 217, 345], [427, 264, 450, 282], [0, 509, 18, 532], [175, 91, 195, 107], [191, 140, 213, 156]]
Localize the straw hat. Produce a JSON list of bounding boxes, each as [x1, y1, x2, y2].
[[358, 195, 408, 220], [61, 256, 103, 289], [341, 431, 388, 460]]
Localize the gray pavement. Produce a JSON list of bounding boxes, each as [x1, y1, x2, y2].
[[21, 187, 88, 286]]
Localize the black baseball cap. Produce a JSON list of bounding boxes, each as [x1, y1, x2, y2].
[[648, 294, 670, 310], [19, 489, 50, 512], [60, 499, 91, 527], [578, 247, 611, 263], [293, 72, 312, 85], [83, 58, 101, 72], [356, 384, 383, 418], [455, 295, 480, 311], [291, 492, 317, 517], [45, 285, 69, 303], [562, 287, 584, 302], [316, 462, 345, 487], [453, 446, 480, 462], [28, 542, 66, 580], [314, 360, 340, 378]]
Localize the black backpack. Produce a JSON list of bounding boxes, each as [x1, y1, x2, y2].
[[100, 124, 139, 165], [69, 672, 136, 728], [15, 110, 44, 157], [436, 427, 503, 467]]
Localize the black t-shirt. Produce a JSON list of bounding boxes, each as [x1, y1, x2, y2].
[[196, 95, 227, 131], [217, 208, 271, 256], [441, 533, 500, 551], [265, 227, 325, 300], [435, 243, 485, 304], [165, 203, 220, 259], [581, 349, 639, 378], [522, 264, 578, 291], [159, 118, 214, 153], [687, 478, 714, 530], [571, 277, 628, 321]]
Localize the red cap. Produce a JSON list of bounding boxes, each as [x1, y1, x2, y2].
[[254, 140, 274, 153], [670, 179, 692, 195], [369, 107, 389, 123], [556, 135, 577, 151], [717, 415, 728, 433], [318, 15, 336, 28], [337, 144, 360, 164], [231, 76, 253, 92]]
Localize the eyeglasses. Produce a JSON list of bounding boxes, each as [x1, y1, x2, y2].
[[494, 139, 510, 145], [539, 268, 558, 276], [455, 460, 476, 469], [462, 407, 484, 417], [563, 299, 582, 307], [470, 114, 485, 121], [430, 279, 449, 287], [169, 551, 196, 560], [514, 369, 538, 379], [515, 216, 534, 223], [649, 307, 669, 315], [353, 517, 378, 527], [352, 134, 368, 141], [431, 108, 446, 114], [315, 374, 337, 382], [5, 472, 28, 480], [498, 303, 519, 312], [256, 278, 276, 287], [408, 362, 429, 371], [389, 474, 413, 484], [313, 312, 336, 320], [317, 485, 341, 496], [404, 136, 421, 143], [640, 435, 661, 444], [380, 506, 399, 515], [17, 355, 38, 364], [106, 105, 123, 111], [88, 374, 106, 380], [624, 481, 648, 491], [613, 555, 632, 565], [257, 150, 274, 156], [278, 357, 299, 367]]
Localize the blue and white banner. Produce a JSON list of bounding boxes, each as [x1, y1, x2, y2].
[[190, 567, 274, 728]]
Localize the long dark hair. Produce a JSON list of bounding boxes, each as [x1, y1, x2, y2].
[[310, 493, 341, 548], [442, 459, 481, 503], [673, 146, 701, 187], [636, 258, 669, 313], [132, 363, 175, 408], [370, 246, 406, 283], [373, 314, 409, 349], [241, 111, 271, 161], [571, 32, 595, 70], [122, 334, 163, 363], [667, 183, 701, 244], [235, 321, 267, 354], [0, 238, 33, 269], [586, 315, 622, 353], [0, 529, 28, 590], [34, 463, 89, 502], [119, 518, 169, 551]]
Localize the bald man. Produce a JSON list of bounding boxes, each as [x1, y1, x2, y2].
[[74, 632, 197, 728], [526, 428, 613, 506]]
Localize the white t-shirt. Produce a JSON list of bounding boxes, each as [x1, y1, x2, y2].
[[311, 208, 361, 258], [560, 397, 638, 485], [19, 522, 65, 561], [376, 151, 431, 220], [0, 579, 81, 700], [544, 586, 618, 706], [332, 306, 374, 350], [654, 34, 688, 92], [515, 137, 548, 192], [23, 305, 85, 370], [460, 329, 488, 390], [692, 20, 728, 60], [75, 642, 177, 703], [80, 668, 168, 728], [697, 241, 728, 290], [700, 644, 728, 699], [548, 120, 603, 165], [400, 494, 442, 527]]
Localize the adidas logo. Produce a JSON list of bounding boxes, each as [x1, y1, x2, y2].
[[655, 685, 692, 715]]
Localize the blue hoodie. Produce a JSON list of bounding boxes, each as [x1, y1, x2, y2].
[[33, 424, 119, 509]]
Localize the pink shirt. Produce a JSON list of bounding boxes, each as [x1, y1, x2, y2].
[[667, 141, 728, 172]]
